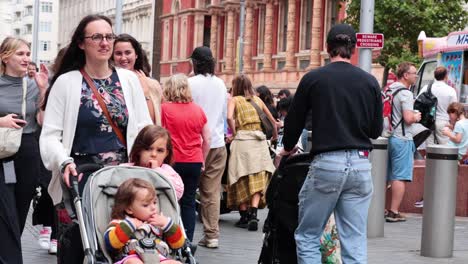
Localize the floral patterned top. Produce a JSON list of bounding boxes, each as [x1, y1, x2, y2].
[[71, 70, 129, 165]]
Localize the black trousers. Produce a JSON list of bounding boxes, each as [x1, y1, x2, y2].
[[14, 134, 41, 233], [0, 168, 23, 264]]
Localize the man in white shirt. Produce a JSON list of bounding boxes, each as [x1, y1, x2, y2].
[[188, 46, 228, 249], [418, 66, 457, 144]]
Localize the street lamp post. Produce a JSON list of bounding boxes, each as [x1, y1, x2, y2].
[[115, 0, 123, 34], [358, 0, 375, 73], [31, 0, 39, 63]]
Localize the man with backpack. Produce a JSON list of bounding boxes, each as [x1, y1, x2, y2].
[[386, 62, 422, 223], [280, 24, 383, 264], [417, 66, 457, 144]]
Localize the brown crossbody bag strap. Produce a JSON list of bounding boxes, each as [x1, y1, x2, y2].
[[79, 68, 127, 148]]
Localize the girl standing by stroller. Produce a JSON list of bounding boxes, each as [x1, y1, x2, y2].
[[104, 178, 185, 264], [128, 125, 184, 200]]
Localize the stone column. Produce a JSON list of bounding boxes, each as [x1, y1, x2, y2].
[[242, 1, 254, 72], [284, 0, 296, 70], [225, 8, 235, 73], [210, 11, 218, 60], [263, 0, 274, 71], [308, 0, 323, 69]]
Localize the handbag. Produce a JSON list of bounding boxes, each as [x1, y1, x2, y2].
[[0, 78, 27, 159], [247, 97, 274, 138], [79, 69, 127, 147]]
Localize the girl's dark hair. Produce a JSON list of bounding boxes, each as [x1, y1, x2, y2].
[[129, 125, 174, 166], [42, 15, 112, 110], [231, 75, 255, 97], [111, 178, 156, 219], [113, 33, 151, 76], [256, 85, 274, 105]]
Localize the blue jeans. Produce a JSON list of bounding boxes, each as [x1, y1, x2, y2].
[[295, 150, 373, 264]]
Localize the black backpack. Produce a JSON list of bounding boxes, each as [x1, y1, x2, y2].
[[414, 81, 437, 130]]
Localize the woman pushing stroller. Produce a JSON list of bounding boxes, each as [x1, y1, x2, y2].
[[105, 178, 184, 264]]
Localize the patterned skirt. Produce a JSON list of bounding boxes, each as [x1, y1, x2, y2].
[[320, 214, 341, 264], [227, 170, 270, 209]]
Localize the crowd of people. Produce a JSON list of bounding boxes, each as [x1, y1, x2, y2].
[[0, 14, 292, 264], [1, 13, 463, 264]]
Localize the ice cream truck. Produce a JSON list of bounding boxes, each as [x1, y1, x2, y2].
[[415, 30, 468, 102]]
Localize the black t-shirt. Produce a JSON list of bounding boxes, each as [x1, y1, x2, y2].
[[283, 61, 383, 155]]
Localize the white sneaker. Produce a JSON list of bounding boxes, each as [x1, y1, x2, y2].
[[38, 227, 52, 250], [198, 237, 218, 248], [48, 239, 57, 254]]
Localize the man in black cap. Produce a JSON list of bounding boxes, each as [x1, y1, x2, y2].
[[280, 24, 383, 263], [188, 46, 228, 249]]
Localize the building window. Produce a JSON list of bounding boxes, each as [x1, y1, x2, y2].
[[41, 2, 53, 13], [40, 41, 51, 51], [39, 21, 52, 32], [257, 7, 265, 54], [14, 29, 20, 36], [23, 6, 33, 16], [300, 0, 312, 50], [23, 25, 32, 34], [278, 0, 288, 52], [39, 60, 50, 64]]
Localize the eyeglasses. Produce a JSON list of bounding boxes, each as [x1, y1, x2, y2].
[[84, 33, 117, 43]]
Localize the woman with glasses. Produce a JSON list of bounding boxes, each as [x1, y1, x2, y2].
[[113, 33, 163, 124], [40, 15, 152, 263]]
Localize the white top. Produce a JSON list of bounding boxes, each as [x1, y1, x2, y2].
[[418, 80, 457, 122], [189, 74, 227, 148], [40, 68, 152, 205]]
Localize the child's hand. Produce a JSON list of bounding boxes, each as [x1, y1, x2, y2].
[[442, 127, 452, 136], [147, 212, 169, 229], [147, 159, 161, 169]]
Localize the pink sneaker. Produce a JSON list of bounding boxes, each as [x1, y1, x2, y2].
[[38, 227, 52, 250]]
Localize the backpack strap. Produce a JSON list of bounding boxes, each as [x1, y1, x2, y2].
[[390, 87, 407, 136], [426, 81, 439, 143]]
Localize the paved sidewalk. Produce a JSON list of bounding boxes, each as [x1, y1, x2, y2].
[[22, 209, 468, 263]]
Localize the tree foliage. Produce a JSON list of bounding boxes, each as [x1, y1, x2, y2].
[[345, 0, 468, 73]]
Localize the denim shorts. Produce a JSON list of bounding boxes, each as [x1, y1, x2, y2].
[[387, 136, 415, 182]]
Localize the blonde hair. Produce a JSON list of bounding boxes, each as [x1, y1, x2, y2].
[[163, 74, 192, 103], [0, 37, 30, 74]]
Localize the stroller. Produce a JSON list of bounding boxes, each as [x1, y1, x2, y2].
[[61, 165, 196, 264], [258, 153, 311, 264]]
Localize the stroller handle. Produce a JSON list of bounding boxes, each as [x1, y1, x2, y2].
[[69, 163, 103, 198]]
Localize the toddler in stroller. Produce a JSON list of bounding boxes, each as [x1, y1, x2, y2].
[[61, 165, 196, 264], [105, 178, 184, 264]]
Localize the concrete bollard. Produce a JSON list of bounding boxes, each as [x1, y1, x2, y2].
[[367, 137, 388, 238], [421, 145, 459, 258]]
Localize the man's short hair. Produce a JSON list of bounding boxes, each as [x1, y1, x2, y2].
[[277, 89, 291, 98], [326, 24, 357, 59], [434, 66, 447, 81], [396, 62, 415, 79], [28, 61, 37, 67], [190, 46, 215, 75]]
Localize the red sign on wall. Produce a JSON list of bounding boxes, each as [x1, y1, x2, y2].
[[356, 33, 384, 49]]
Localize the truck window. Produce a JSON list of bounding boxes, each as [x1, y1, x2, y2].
[[413, 60, 437, 97]]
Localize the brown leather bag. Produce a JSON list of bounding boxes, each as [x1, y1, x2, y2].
[[79, 69, 127, 147]]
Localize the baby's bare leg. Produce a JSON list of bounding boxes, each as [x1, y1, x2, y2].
[[161, 260, 182, 264]]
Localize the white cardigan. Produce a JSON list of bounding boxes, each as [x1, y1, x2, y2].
[[40, 68, 152, 205]]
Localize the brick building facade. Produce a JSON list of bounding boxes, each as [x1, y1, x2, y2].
[[160, 0, 356, 91]]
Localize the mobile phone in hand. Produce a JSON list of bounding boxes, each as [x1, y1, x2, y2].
[[14, 114, 26, 127]]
